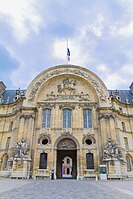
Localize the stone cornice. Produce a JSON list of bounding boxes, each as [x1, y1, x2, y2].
[[0, 106, 36, 118]]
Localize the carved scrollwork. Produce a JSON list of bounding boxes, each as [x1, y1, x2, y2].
[[57, 138, 77, 150], [28, 68, 107, 102], [59, 104, 75, 110], [38, 103, 55, 109]]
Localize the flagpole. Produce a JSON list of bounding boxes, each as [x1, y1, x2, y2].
[[66, 39, 68, 65]]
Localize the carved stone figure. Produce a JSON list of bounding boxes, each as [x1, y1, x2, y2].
[[58, 78, 76, 95], [15, 138, 29, 158], [28, 68, 107, 102], [103, 138, 119, 160]]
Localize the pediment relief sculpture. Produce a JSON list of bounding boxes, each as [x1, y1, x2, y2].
[[28, 67, 107, 102], [45, 78, 90, 102], [57, 78, 76, 95]]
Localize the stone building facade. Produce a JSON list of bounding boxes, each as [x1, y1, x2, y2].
[[0, 65, 133, 179]]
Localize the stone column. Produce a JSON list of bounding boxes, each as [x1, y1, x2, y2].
[[77, 149, 80, 179], [18, 116, 25, 141], [109, 116, 116, 141], [37, 107, 42, 128], [23, 116, 29, 139], [27, 116, 35, 154], [99, 116, 108, 162]]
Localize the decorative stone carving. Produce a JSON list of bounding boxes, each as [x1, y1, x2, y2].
[[15, 138, 29, 158], [57, 78, 76, 95], [103, 138, 120, 160], [46, 92, 90, 102], [82, 134, 96, 145], [13, 88, 25, 102], [20, 114, 35, 120], [28, 68, 107, 102], [61, 130, 73, 136], [99, 114, 115, 120], [79, 103, 97, 109], [38, 103, 55, 109], [59, 104, 75, 110], [57, 138, 76, 150]]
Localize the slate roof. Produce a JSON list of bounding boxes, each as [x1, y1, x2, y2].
[[1, 89, 132, 105], [109, 90, 133, 104], [2, 90, 26, 104]]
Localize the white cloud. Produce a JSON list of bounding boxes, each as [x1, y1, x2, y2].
[[96, 64, 110, 73], [0, 0, 42, 42], [53, 38, 94, 66], [105, 73, 127, 89], [111, 21, 133, 37], [121, 64, 133, 75]]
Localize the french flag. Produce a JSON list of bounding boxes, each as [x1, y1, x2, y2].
[[67, 48, 70, 62]]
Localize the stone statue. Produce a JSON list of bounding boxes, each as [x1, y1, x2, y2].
[[15, 138, 29, 158], [57, 78, 76, 95], [103, 138, 119, 160]]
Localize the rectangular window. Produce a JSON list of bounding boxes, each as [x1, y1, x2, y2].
[[42, 109, 51, 128], [63, 109, 72, 128], [39, 153, 47, 169], [6, 137, 11, 150], [86, 153, 94, 169], [83, 109, 92, 128], [124, 137, 129, 150], [122, 122, 126, 131]]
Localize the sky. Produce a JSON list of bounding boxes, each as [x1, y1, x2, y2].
[[0, 0, 133, 90]]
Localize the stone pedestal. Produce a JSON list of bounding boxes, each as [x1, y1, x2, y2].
[[104, 159, 123, 179], [11, 157, 31, 179]]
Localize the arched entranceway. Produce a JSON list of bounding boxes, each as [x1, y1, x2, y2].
[[56, 138, 77, 179]]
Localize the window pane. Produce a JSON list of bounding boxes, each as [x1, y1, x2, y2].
[[63, 109, 72, 128], [86, 153, 94, 169], [83, 109, 92, 128], [39, 153, 47, 169], [42, 109, 51, 128]]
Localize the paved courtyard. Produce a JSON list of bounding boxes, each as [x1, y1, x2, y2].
[[0, 178, 133, 199]]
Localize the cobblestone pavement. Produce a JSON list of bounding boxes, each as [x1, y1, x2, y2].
[[0, 179, 133, 199]]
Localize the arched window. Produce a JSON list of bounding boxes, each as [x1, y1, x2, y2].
[[63, 109, 72, 128], [126, 156, 132, 171], [83, 109, 92, 128], [42, 109, 51, 128], [39, 153, 47, 169], [86, 153, 94, 169]]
